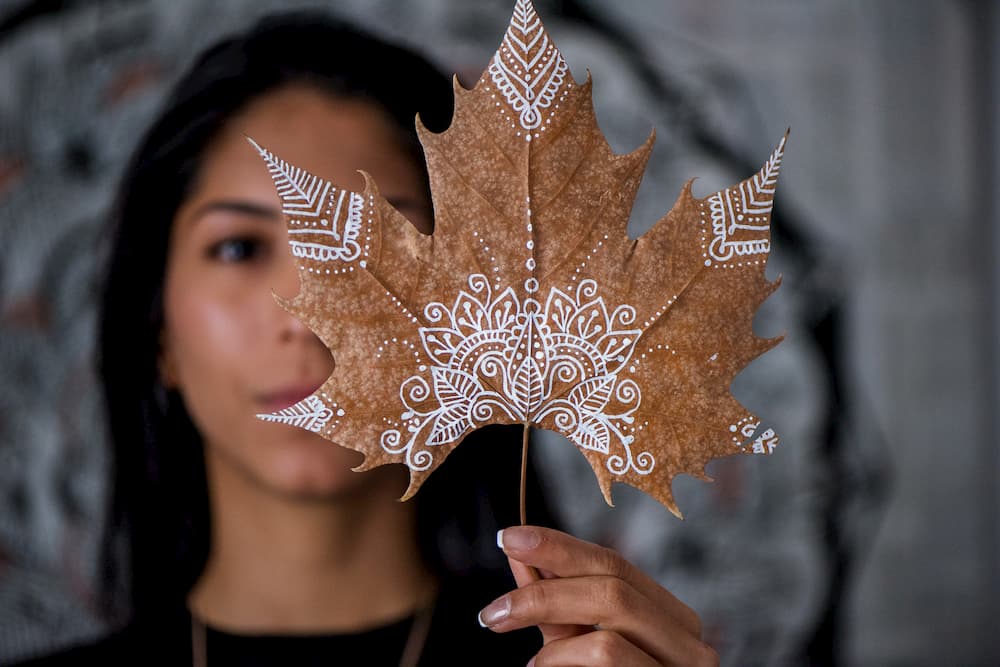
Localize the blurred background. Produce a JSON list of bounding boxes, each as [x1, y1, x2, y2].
[[0, 0, 996, 665]]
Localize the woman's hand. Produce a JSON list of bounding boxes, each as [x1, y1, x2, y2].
[[477, 525, 719, 667]]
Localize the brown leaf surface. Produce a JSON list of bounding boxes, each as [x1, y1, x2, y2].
[[252, 0, 784, 517]]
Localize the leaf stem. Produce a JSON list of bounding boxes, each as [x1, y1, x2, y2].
[[520, 421, 530, 526], [519, 421, 541, 583]]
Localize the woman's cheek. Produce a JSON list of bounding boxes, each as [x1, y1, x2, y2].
[[165, 281, 259, 430]]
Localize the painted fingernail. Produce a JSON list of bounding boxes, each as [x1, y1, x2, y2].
[[498, 526, 540, 552], [496, 528, 505, 550], [477, 595, 511, 627]]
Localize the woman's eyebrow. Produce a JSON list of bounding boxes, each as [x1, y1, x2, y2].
[[189, 200, 282, 224]]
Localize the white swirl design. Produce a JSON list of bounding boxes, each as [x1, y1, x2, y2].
[[381, 275, 653, 476]]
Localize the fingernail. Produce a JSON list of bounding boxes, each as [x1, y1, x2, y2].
[[498, 526, 540, 552], [526, 658, 536, 667], [477, 595, 511, 627]]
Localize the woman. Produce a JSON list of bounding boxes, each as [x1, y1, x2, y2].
[[22, 10, 716, 667]]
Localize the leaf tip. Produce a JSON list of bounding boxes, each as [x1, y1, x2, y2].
[[244, 135, 266, 155], [452, 72, 470, 94], [356, 170, 380, 196], [599, 479, 615, 507], [655, 479, 683, 519], [399, 479, 421, 502], [271, 290, 297, 313], [673, 178, 698, 209]]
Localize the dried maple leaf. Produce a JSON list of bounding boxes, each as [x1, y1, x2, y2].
[[252, 0, 784, 518]]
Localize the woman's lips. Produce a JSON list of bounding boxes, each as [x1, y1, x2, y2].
[[257, 383, 324, 412]]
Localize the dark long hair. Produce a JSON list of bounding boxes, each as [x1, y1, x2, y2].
[[98, 10, 552, 626]]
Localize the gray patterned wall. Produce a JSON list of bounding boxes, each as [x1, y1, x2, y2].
[[0, 1, 995, 665]]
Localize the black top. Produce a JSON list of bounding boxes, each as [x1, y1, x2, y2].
[[14, 574, 540, 666]]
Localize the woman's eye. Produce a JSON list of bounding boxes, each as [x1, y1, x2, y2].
[[209, 237, 265, 263]]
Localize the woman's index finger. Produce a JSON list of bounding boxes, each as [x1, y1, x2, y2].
[[498, 525, 702, 637]]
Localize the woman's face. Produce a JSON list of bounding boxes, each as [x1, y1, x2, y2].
[[160, 85, 432, 499]]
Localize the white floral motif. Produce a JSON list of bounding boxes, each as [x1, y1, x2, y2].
[[488, 0, 569, 131], [257, 395, 338, 433], [752, 428, 779, 454], [380, 275, 655, 477], [704, 135, 785, 264], [250, 138, 364, 263], [286, 191, 363, 263]]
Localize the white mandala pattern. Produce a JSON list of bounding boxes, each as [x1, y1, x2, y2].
[[488, 0, 569, 132], [728, 416, 779, 454], [379, 274, 654, 477], [701, 135, 785, 266], [752, 427, 779, 454], [257, 395, 342, 434], [250, 138, 366, 264], [244, 3, 785, 518]]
